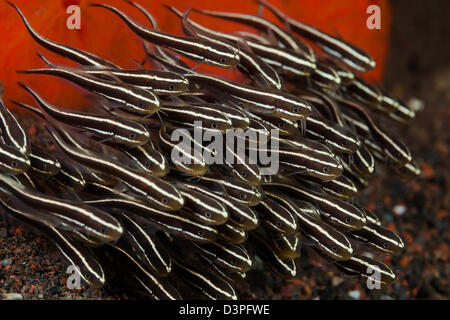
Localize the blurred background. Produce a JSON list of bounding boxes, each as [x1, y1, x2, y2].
[[0, 0, 448, 299]]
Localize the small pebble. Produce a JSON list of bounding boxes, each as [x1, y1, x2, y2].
[[407, 97, 425, 112], [393, 204, 407, 216], [252, 256, 265, 271], [4, 292, 23, 300], [1, 258, 12, 266], [331, 276, 344, 287], [348, 290, 361, 300]]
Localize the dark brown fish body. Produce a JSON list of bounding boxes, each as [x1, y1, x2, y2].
[[29, 144, 61, 177], [19, 67, 160, 115], [82, 68, 189, 95], [48, 126, 184, 211], [258, 0, 376, 72], [0, 142, 31, 175], [333, 255, 397, 286], [7, 1, 118, 68], [263, 181, 366, 230], [0, 175, 123, 243], [90, 3, 240, 69], [0, 99, 30, 155], [265, 191, 354, 261]]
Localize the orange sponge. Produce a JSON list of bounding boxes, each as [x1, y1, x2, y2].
[[0, 0, 391, 111]]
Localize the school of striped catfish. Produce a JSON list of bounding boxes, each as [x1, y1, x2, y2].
[[0, 1, 421, 299]]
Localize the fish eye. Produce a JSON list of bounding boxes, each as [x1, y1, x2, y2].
[[211, 122, 218, 129], [331, 246, 338, 252], [85, 273, 92, 280], [101, 226, 107, 234], [240, 193, 247, 200], [383, 243, 390, 249], [11, 161, 17, 167], [129, 133, 136, 139], [230, 258, 236, 265], [337, 188, 344, 194], [39, 163, 46, 170], [238, 216, 245, 222], [345, 217, 352, 224], [322, 166, 330, 173], [341, 140, 348, 147], [276, 221, 282, 228], [145, 162, 151, 168], [292, 107, 299, 113], [394, 152, 401, 159], [162, 197, 168, 205], [138, 101, 144, 107], [205, 212, 212, 218], [168, 84, 175, 90], [278, 122, 285, 128], [197, 230, 205, 237], [241, 170, 248, 178], [220, 57, 227, 64]]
